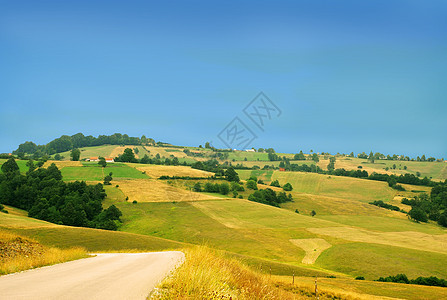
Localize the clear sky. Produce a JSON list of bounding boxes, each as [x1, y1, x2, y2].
[[1, 1, 446, 158]]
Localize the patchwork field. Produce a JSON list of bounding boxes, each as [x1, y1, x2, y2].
[[130, 164, 214, 178], [116, 179, 221, 202], [307, 226, 447, 254]]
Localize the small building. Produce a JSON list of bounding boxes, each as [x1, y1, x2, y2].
[[245, 149, 255, 152], [279, 167, 286, 171], [105, 157, 114, 163], [88, 157, 99, 162]]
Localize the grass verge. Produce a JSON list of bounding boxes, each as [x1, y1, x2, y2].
[[0, 230, 87, 275]]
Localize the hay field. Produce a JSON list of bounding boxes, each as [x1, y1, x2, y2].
[[307, 226, 447, 254], [117, 179, 221, 202], [275, 275, 447, 300], [132, 164, 214, 178], [43, 160, 82, 169], [143, 146, 188, 158], [109, 145, 140, 158], [289, 238, 332, 264]]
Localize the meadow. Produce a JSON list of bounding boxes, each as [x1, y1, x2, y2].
[[2, 145, 447, 299], [60, 163, 149, 181]]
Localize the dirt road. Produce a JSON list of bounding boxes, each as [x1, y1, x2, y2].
[[0, 251, 184, 300]]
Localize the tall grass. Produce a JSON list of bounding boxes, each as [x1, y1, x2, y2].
[[152, 246, 315, 299], [0, 230, 87, 275]]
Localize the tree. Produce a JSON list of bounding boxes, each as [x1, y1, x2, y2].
[[246, 180, 258, 190], [270, 180, 280, 187], [224, 167, 240, 182], [311, 153, 319, 163], [408, 207, 428, 222], [1, 158, 19, 175], [311, 210, 316, 217], [294, 151, 305, 160], [368, 151, 375, 163], [54, 153, 62, 161], [98, 157, 107, 168], [71, 148, 81, 161], [327, 156, 336, 171], [219, 183, 230, 195], [193, 182, 202, 192], [205, 142, 211, 149], [283, 183, 293, 191], [118, 148, 136, 162], [104, 173, 113, 185]]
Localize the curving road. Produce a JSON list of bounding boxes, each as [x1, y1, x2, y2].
[[0, 251, 184, 300]]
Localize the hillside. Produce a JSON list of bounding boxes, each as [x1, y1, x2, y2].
[[1, 143, 447, 299]]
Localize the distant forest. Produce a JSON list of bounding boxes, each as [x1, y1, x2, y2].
[[13, 133, 156, 157]]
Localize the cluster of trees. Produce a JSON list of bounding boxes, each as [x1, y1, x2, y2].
[[248, 188, 293, 207], [369, 200, 402, 212], [368, 173, 435, 187], [13, 133, 155, 157], [401, 184, 447, 227], [376, 274, 447, 287], [0, 158, 122, 230], [357, 151, 441, 162], [193, 180, 245, 196]]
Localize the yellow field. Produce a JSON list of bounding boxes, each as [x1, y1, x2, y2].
[[143, 146, 188, 158], [109, 145, 140, 159], [0, 230, 87, 275], [307, 227, 447, 254], [132, 164, 214, 178], [117, 179, 221, 202], [289, 239, 332, 264], [274, 275, 447, 300], [43, 160, 83, 169]]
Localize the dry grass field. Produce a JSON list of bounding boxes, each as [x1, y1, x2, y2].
[[307, 226, 447, 254], [143, 146, 188, 159], [131, 164, 214, 178], [109, 145, 140, 159], [117, 179, 221, 202], [0, 230, 87, 275], [289, 238, 332, 264], [43, 160, 83, 169]]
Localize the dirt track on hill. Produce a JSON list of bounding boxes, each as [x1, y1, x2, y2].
[[0, 251, 184, 300]]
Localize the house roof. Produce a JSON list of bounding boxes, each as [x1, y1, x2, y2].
[[90, 157, 99, 160]]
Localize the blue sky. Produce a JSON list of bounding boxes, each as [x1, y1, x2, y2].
[[1, 0, 446, 157]]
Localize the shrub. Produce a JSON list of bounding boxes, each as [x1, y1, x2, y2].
[[246, 180, 258, 190], [270, 180, 280, 187], [355, 276, 365, 280], [282, 183, 293, 191], [132, 200, 138, 204]]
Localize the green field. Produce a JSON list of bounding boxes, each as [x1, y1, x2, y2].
[[0, 207, 184, 251], [2, 144, 447, 299], [0, 158, 31, 174], [60, 164, 149, 181], [57, 145, 119, 160]]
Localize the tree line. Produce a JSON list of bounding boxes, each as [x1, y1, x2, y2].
[[0, 158, 122, 230], [376, 274, 447, 287], [13, 133, 155, 157]]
